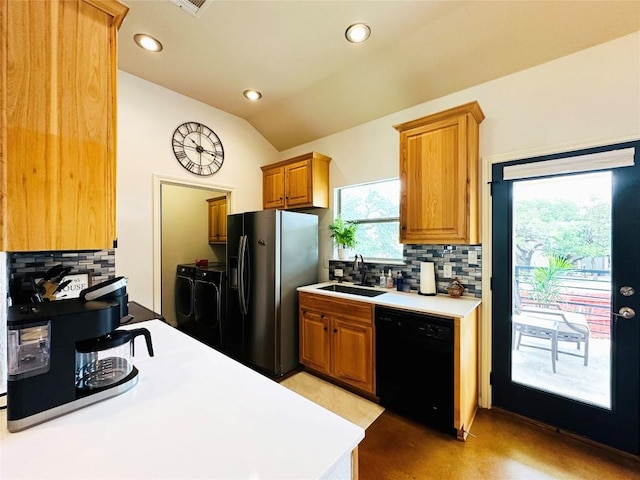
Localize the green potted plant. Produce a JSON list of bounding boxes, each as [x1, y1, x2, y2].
[[532, 254, 573, 305], [328, 217, 358, 259]]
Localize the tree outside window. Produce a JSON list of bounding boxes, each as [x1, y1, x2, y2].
[[336, 179, 402, 260]]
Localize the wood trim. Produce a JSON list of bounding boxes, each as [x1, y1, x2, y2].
[[299, 292, 373, 325], [260, 151, 331, 171], [0, 0, 7, 250], [83, 0, 129, 28], [351, 447, 359, 480], [393, 101, 485, 132], [454, 309, 479, 440], [467, 112, 480, 242]]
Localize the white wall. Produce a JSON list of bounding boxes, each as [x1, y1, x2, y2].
[[116, 72, 278, 308], [279, 32, 640, 282]]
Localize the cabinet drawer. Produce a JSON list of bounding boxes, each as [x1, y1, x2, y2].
[[299, 292, 373, 325]]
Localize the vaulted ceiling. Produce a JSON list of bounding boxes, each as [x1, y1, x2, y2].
[[118, 1, 640, 151]]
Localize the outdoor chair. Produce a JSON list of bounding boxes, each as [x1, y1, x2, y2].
[[512, 310, 560, 373], [512, 281, 591, 368]]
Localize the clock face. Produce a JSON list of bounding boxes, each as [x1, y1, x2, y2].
[[172, 122, 224, 176]]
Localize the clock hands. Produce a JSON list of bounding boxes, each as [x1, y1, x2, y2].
[[202, 149, 222, 158], [184, 138, 221, 158], [187, 137, 205, 155]]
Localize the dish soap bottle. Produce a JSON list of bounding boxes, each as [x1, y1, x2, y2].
[[379, 272, 386, 288], [396, 271, 404, 292], [386, 269, 393, 288]]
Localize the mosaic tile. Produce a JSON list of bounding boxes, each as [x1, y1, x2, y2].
[[330, 244, 482, 298], [8, 250, 116, 286]]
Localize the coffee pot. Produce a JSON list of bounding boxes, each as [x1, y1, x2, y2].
[[75, 328, 153, 391]]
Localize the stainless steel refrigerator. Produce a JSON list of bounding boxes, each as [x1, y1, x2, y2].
[[226, 209, 318, 377]]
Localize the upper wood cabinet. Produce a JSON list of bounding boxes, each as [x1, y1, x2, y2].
[[207, 196, 227, 244], [0, 0, 128, 251], [261, 152, 331, 210], [394, 102, 484, 245]]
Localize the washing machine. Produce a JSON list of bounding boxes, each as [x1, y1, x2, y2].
[[175, 264, 197, 326]]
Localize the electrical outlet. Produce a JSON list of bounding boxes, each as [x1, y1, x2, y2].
[[334, 268, 344, 278], [323, 257, 329, 269], [468, 251, 477, 265], [443, 265, 453, 278]]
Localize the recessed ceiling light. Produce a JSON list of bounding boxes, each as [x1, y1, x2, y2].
[[134, 33, 163, 52], [243, 90, 262, 101], [345, 23, 371, 43]]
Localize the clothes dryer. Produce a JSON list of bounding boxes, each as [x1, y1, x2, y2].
[[192, 265, 226, 350], [175, 264, 197, 326]]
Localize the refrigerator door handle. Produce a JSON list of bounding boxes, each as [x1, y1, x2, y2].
[[238, 235, 245, 314], [238, 235, 249, 315]]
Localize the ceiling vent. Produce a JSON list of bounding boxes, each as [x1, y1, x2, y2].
[[169, 0, 212, 18]]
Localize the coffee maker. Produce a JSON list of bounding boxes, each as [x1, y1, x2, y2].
[[6, 280, 154, 432]]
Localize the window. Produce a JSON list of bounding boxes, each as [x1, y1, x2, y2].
[[336, 179, 402, 260]]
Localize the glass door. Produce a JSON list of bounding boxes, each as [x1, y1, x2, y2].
[[491, 141, 640, 455]]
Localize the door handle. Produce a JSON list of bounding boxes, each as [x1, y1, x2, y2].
[[613, 307, 635, 319]]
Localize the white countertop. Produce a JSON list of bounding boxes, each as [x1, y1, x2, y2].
[[298, 282, 481, 318], [0, 320, 364, 480]]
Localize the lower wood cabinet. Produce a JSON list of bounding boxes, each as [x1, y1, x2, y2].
[[299, 292, 374, 395]]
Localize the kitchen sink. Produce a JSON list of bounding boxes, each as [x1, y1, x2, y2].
[[318, 284, 387, 297]]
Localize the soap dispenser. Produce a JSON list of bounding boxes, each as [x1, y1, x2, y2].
[[379, 271, 386, 288], [386, 270, 393, 288], [396, 271, 404, 292]]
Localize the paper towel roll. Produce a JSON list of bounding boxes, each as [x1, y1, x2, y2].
[[419, 262, 436, 295]]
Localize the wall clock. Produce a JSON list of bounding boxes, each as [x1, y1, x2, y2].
[[172, 121, 224, 176]]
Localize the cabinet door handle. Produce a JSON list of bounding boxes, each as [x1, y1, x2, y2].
[[323, 326, 328, 331], [333, 328, 338, 333], [320, 314, 325, 318]]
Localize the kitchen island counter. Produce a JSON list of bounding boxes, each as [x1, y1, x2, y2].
[[0, 320, 363, 479]]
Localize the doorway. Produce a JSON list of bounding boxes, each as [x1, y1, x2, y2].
[[152, 175, 232, 325], [491, 141, 640, 455]]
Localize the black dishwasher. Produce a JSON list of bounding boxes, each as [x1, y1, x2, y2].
[[375, 306, 455, 435]]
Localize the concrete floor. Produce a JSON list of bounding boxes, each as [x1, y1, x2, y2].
[[283, 370, 638, 479], [359, 408, 639, 480]]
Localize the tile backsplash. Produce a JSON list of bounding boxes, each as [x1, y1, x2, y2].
[[8, 250, 116, 287], [329, 244, 482, 298]]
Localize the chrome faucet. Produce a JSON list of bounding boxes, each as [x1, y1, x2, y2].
[[353, 254, 368, 286]]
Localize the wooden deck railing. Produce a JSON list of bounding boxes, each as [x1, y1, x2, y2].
[[515, 267, 611, 338]]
